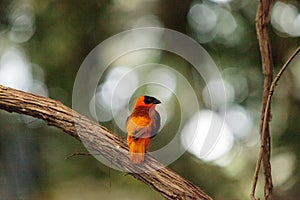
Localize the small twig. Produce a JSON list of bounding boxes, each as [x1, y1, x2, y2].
[[250, 46, 300, 200], [65, 152, 93, 160], [271, 47, 300, 88]]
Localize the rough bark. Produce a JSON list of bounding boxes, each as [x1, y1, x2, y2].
[[252, 0, 274, 199], [0, 85, 212, 200]]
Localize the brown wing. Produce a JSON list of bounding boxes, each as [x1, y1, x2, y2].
[[150, 110, 161, 138]]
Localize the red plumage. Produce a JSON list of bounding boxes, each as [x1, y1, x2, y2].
[[126, 96, 161, 164]]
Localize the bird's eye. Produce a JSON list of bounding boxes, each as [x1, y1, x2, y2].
[[144, 96, 153, 104]]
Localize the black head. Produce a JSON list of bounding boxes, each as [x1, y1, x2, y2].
[[144, 96, 161, 105]]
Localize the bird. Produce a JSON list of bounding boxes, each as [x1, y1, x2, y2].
[[126, 95, 161, 164]]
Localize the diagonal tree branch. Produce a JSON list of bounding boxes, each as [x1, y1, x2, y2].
[[0, 85, 212, 200]]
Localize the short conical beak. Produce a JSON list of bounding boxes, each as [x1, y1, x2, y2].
[[153, 98, 161, 104]]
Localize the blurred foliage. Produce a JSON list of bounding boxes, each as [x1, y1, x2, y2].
[[0, 0, 300, 200]]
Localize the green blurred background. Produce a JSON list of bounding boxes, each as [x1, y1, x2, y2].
[[0, 0, 300, 199]]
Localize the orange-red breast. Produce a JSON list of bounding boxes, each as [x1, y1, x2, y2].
[[126, 95, 161, 164]]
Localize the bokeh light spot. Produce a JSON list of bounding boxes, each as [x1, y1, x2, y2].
[[181, 110, 234, 165]]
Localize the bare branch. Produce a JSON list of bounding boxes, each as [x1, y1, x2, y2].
[[251, 46, 300, 200], [0, 85, 212, 200], [252, 0, 274, 199]]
